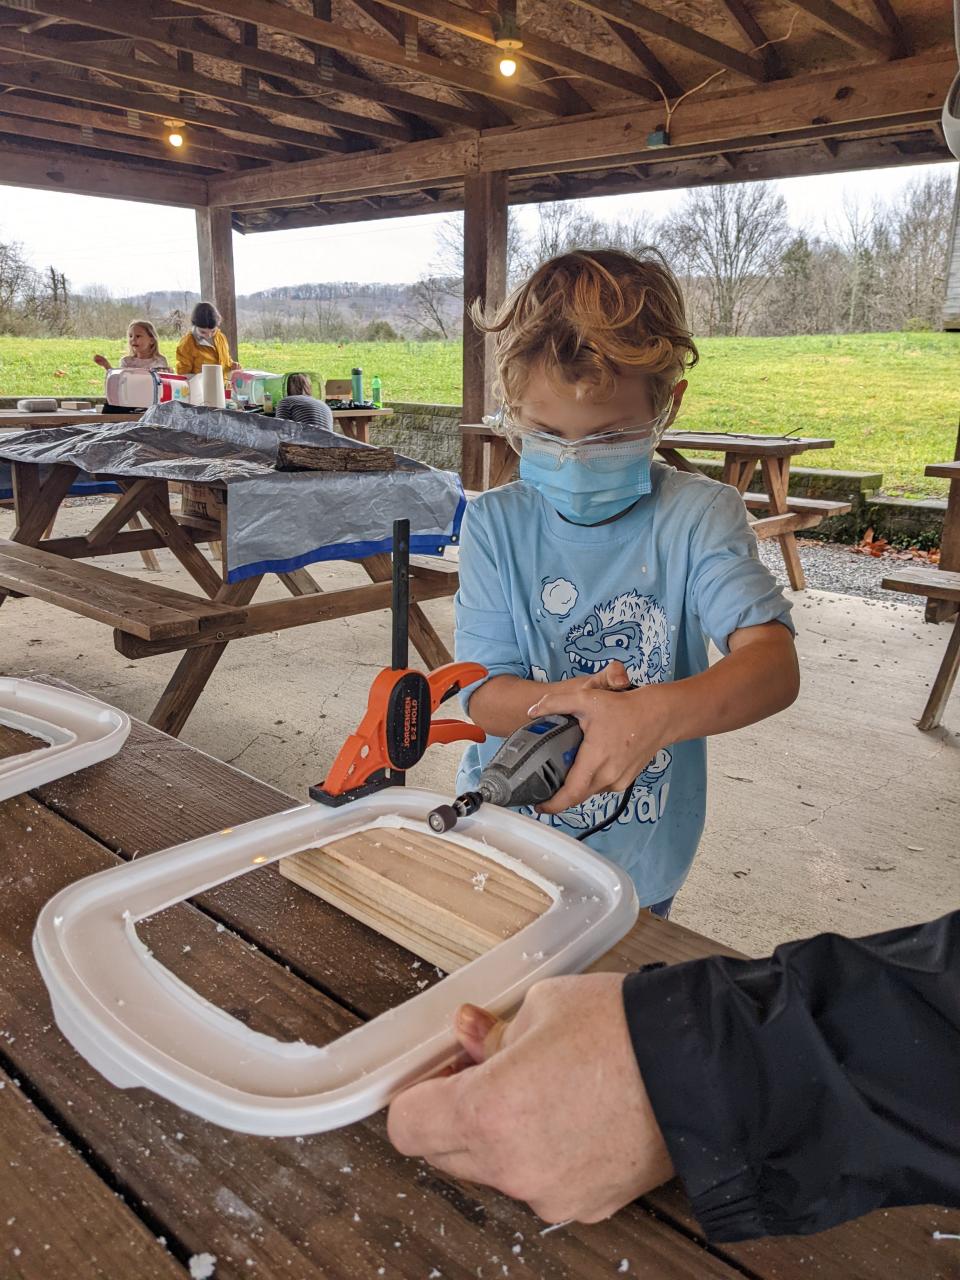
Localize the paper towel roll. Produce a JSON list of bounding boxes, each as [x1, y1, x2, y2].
[[201, 363, 226, 409]]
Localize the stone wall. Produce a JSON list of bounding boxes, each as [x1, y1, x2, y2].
[[370, 402, 462, 472]]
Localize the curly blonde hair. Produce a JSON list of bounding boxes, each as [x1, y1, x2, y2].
[[473, 248, 698, 414]]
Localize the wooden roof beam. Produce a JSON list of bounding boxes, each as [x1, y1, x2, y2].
[[370, 0, 664, 100], [176, 0, 562, 113], [0, 14, 410, 143], [865, 0, 911, 57], [715, 0, 788, 78], [347, 0, 517, 127], [0, 138, 208, 203], [0, 62, 339, 154], [0, 109, 235, 168], [568, 0, 769, 81], [784, 0, 896, 57], [600, 19, 682, 100], [206, 50, 954, 207], [0, 90, 290, 161]]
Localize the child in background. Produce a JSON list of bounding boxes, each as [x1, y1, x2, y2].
[[93, 320, 169, 372], [455, 248, 799, 917], [175, 301, 239, 378], [275, 373, 335, 432]]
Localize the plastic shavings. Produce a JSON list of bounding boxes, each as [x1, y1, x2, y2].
[[619, 1261, 631, 1273], [540, 1220, 572, 1236], [933, 1232, 960, 1240], [188, 1254, 217, 1279], [339, 1164, 353, 1174], [472, 871, 489, 892]]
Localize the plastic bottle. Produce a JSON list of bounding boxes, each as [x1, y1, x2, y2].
[[351, 367, 363, 405], [371, 375, 382, 408]]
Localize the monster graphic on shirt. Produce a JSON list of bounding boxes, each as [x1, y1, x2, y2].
[[527, 582, 673, 833]]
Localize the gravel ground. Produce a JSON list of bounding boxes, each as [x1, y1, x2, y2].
[[759, 536, 926, 604]]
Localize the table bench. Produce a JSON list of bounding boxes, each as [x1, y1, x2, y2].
[[883, 565, 960, 729], [0, 678, 952, 1279]]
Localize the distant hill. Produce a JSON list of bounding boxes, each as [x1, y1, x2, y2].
[[108, 281, 462, 342]]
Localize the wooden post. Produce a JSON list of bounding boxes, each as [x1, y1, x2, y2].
[[195, 206, 238, 359], [926, 418, 960, 624], [461, 171, 507, 487]]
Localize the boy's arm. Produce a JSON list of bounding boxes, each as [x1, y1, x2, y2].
[[529, 621, 797, 813], [470, 665, 631, 739]]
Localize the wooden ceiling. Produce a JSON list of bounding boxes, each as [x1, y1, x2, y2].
[[0, 0, 953, 229]]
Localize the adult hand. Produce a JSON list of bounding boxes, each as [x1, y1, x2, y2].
[[527, 660, 669, 813], [229, 360, 241, 371], [92, 354, 110, 370], [387, 973, 674, 1224]]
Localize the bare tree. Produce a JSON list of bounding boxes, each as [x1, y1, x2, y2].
[[403, 276, 460, 339], [661, 183, 792, 335]]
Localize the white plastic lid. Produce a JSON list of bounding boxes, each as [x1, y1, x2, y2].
[[0, 679, 130, 802], [34, 791, 638, 1136]]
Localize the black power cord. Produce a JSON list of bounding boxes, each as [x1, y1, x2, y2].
[[574, 776, 639, 841]]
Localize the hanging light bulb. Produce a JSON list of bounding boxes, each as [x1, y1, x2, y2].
[[164, 119, 186, 148], [494, 8, 522, 78]]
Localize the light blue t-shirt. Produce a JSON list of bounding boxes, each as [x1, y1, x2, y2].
[[454, 463, 794, 906]]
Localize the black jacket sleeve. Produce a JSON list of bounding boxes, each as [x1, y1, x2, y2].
[[622, 911, 960, 1242]]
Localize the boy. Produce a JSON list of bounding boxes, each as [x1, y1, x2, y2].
[[455, 248, 799, 915]]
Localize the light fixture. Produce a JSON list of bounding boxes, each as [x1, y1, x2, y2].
[[164, 119, 186, 148], [494, 9, 522, 78]]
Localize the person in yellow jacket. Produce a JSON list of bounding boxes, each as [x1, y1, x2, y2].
[[175, 301, 239, 379]]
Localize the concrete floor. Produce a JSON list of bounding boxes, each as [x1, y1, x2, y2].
[[2, 497, 957, 958]]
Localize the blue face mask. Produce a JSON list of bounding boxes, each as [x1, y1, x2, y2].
[[519, 450, 653, 525]]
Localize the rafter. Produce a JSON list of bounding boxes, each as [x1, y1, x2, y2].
[[0, 108, 236, 167], [175, 0, 562, 113], [0, 89, 290, 161], [0, 138, 208, 204], [600, 18, 682, 99], [785, 0, 896, 56], [371, 0, 663, 101], [0, 21, 413, 143], [25, 0, 489, 131], [715, 0, 787, 78], [569, 0, 769, 81], [0, 62, 342, 154], [865, 0, 910, 56], [348, 0, 516, 126]]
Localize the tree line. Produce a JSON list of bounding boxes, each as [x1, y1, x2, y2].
[[0, 172, 954, 342]]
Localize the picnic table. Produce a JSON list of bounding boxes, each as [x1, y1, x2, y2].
[[460, 425, 849, 590], [882, 451, 960, 729], [0, 679, 953, 1279], [0, 437, 459, 736], [331, 405, 395, 443]]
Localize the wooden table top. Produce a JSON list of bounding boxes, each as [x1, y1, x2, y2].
[[925, 461, 960, 480], [660, 431, 835, 456], [0, 410, 138, 430], [0, 679, 950, 1278]]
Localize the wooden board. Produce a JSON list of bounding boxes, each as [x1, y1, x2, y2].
[[0, 1065, 184, 1280], [883, 567, 960, 603], [280, 826, 551, 973], [276, 442, 396, 472]]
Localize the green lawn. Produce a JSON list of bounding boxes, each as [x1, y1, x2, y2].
[[0, 331, 953, 496]]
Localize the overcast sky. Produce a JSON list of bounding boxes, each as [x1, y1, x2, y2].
[[1, 161, 954, 297]]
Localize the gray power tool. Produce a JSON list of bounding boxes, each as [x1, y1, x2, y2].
[[428, 713, 584, 834]]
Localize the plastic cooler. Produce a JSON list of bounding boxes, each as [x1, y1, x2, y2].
[[104, 369, 191, 409], [33, 791, 639, 1136]]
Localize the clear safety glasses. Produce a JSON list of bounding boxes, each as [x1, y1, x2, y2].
[[484, 402, 675, 474]]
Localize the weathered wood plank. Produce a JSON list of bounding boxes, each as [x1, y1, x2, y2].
[[0, 1066, 184, 1279], [0, 538, 240, 639]]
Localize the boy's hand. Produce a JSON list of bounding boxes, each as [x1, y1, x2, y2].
[[387, 974, 674, 1224], [528, 660, 667, 813]]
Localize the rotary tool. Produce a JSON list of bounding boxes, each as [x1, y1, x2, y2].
[[428, 713, 585, 834]]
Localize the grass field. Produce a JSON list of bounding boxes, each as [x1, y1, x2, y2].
[[0, 331, 953, 495]]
